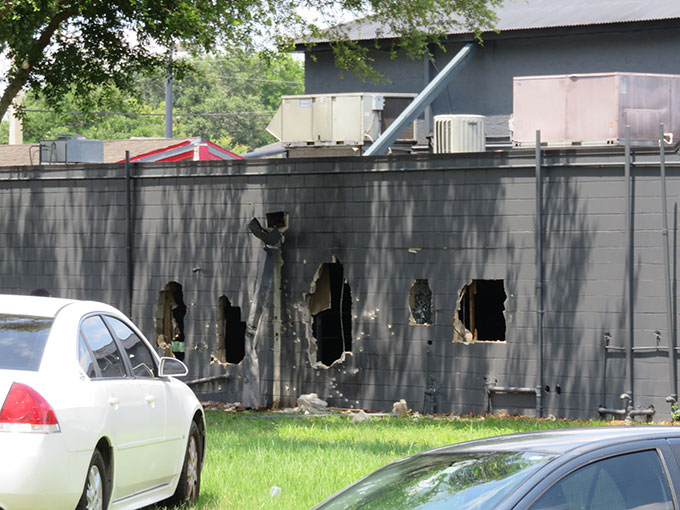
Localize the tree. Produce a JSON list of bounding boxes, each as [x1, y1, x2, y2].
[[0, 0, 501, 122], [171, 53, 304, 150], [2, 53, 304, 152], [12, 87, 165, 142]]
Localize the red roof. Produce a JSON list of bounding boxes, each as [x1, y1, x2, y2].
[[119, 138, 242, 163], [0, 137, 244, 167]]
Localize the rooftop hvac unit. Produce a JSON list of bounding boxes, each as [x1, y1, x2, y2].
[[513, 72, 680, 146], [266, 93, 417, 146], [39, 136, 104, 164], [434, 115, 486, 153]]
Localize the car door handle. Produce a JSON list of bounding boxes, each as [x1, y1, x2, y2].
[[108, 396, 120, 409], [145, 394, 156, 406]]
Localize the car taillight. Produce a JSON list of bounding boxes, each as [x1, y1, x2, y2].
[[0, 382, 60, 433]]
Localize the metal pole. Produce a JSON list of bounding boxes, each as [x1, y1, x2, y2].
[[125, 151, 133, 319], [165, 54, 173, 139], [535, 130, 544, 418], [660, 124, 677, 404], [272, 244, 283, 408], [242, 246, 277, 409], [601, 332, 609, 407], [624, 126, 634, 410], [423, 52, 432, 140]]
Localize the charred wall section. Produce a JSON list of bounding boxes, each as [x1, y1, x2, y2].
[[0, 151, 678, 419]]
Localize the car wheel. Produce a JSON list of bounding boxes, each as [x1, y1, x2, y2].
[[76, 450, 107, 510], [165, 421, 202, 507]]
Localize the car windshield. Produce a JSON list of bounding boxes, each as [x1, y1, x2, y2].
[[0, 314, 53, 371], [316, 450, 555, 510]]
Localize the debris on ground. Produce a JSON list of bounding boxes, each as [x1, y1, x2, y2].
[[297, 393, 328, 414], [351, 410, 371, 423], [201, 401, 243, 412], [391, 399, 410, 416]]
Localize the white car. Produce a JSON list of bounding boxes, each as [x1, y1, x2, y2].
[[0, 295, 206, 510]]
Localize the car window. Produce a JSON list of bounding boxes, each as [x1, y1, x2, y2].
[[77, 333, 98, 378], [80, 315, 127, 378], [316, 451, 555, 510], [0, 314, 53, 371], [103, 316, 156, 378], [530, 449, 674, 510]]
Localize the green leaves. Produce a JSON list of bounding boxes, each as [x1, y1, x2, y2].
[[4, 52, 304, 153], [0, 0, 500, 124]]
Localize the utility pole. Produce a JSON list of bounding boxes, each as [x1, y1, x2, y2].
[[165, 52, 173, 138]]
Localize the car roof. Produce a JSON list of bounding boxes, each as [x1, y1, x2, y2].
[[428, 426, 680, 456], [0, 294, 79, 318], [0, 294, 118, 319]]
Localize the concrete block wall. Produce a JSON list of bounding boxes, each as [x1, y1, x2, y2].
[[1, 148, 679, 419]]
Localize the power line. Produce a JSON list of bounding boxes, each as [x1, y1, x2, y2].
[[23, 108, 274, 118], [134, 75, 302, 85], [192, 75, 301, 85]]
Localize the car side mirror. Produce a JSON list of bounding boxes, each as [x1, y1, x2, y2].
[[159, 357, 189, 377]]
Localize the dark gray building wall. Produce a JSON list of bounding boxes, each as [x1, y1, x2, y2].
[[304, 22, 680, 122], [1, 148, 678, 419]]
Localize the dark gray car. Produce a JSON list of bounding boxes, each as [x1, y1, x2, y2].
[[313, 426, 680, 510]]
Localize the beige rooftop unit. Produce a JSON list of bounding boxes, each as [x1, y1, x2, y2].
[[512, 72, 680, 146], [266, 93, 417, 146]]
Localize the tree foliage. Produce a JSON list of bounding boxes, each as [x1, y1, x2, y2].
[[0, 0, 500, 122], [2, 53, 304, 152]]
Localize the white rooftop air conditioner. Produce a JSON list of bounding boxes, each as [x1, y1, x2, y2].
[[434, 115, 486, 153]]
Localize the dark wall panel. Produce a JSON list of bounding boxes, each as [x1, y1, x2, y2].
[[1, 150, 679, 419]]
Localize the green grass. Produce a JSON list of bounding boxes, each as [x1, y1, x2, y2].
[[182, 411, 607, 510]]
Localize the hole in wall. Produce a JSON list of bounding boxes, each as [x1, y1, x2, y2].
[[409, 279, 433, 325], [453, 279, 507, 343], [215, 295, 246, 364], [266, 211, 289, 231], [154, 281, 187, 360], [307, 258, 352, 367]]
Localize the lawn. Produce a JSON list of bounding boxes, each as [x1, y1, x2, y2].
[[182, 410, 607, 510]]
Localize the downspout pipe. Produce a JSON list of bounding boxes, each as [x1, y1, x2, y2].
[[363, 42, 477, 156], [600, 332, 610, 408], [535, 130, 544, 418], [659, 123, 677, 406], [125, 151, 133, 319], [272, 240, 283, 408], [624, 126, 634, 413]]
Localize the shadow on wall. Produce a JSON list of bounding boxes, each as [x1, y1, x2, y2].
[[502, 168, 596, 416], [0, 159, 599, 415], [350, 158, 522, 414], [0, 174, 129, 304]]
